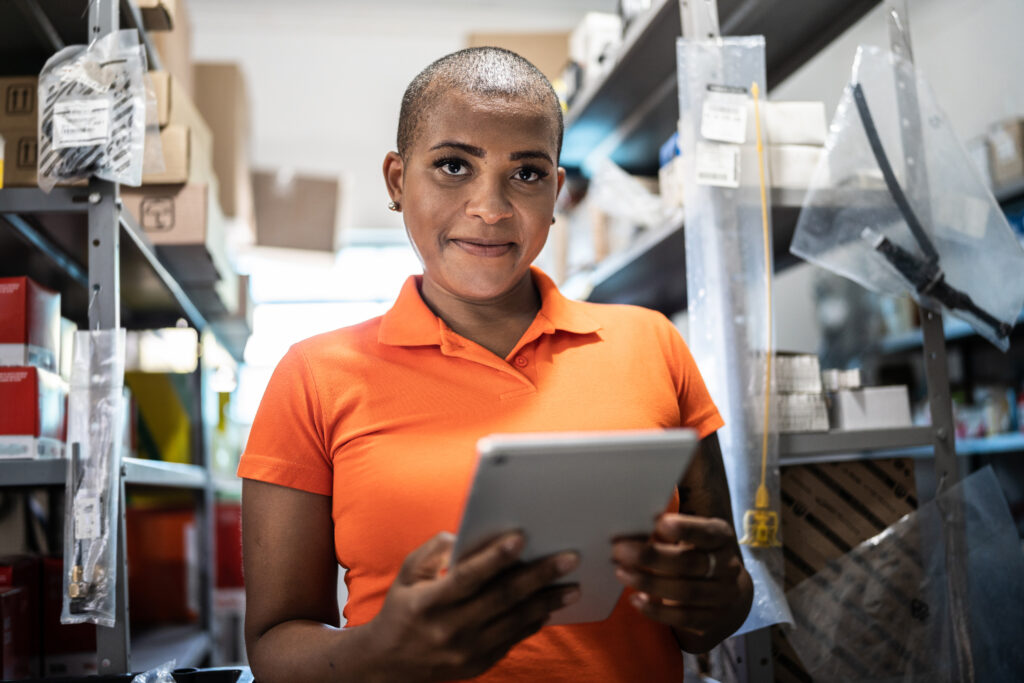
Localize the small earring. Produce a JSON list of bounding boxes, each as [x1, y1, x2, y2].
[[551, 216, 556, 224], [388, 200, 401, 212]]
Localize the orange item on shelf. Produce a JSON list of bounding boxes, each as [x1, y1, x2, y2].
[[126, 506, 200, 625]]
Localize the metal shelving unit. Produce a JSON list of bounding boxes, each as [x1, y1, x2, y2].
[[0, 1, 221, 676]]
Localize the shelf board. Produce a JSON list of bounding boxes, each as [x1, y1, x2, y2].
[[563, 187, 812, 315], [0, 187, 212, 331], [132, 625, 211, 673], [877, 311, 1024, 354], [0, 456, 208, 489], [779, 430, 1024, 465], [561, 0, 882, 174]]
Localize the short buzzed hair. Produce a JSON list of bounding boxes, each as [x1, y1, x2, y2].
[[397, 46, 564, 160]]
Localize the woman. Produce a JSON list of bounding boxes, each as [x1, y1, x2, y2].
[[239, 47, 753, 682]]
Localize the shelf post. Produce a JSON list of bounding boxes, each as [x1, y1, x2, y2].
[[85, 0, 130, 675], [885, 2, 973, 681]]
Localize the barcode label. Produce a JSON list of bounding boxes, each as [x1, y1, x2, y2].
[[53, 99, 111, 150], [74, 490, 101, 540], [701, 90, 748, 144], [696, 142, 741, 188]]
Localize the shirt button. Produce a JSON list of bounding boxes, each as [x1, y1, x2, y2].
[[514, 356, 528, 368]]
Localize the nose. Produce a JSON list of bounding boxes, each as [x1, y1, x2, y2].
[[465, 177, 514, 224]]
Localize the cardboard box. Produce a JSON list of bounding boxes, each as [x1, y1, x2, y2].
[[466, 33, 570, 84], [0, 366, 66, 443], [194, 63, 256, 236], [774, 458, 918, 681], [253, 171, 344, 252], [987, 118, 1024, 188], [126, 506, 200, 625], [0, 587, 30, 680], [0, 556, 41, 678], [42, 557, 96, 678], [0, 77, 36, 129], [774, 393, 830, 433], [136, 0, 177, 31], [0, 276, 60, 372], [150, 0, 193, 97], [831, 386, 913, 431], [0, 126, 39, 188]]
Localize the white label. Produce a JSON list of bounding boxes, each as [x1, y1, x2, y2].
[[74, 491, 102, 540], [701, 91, 748, 144], [53, 99, 111, 149], [696, 142, 741, 188]]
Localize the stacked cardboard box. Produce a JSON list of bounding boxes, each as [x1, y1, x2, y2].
[[252, 171, 345, 252], [126, 506, 200, 625]]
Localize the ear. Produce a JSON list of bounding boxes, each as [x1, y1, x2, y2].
[[383, 151, 405, 204], [555, 166, 567, 200]]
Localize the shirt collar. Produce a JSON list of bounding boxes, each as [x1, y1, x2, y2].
[[378, 266, 601, 347]]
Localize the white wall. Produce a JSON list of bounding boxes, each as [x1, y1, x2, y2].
[[771, 0, 1024, 354], [190, 0, 615, 232]]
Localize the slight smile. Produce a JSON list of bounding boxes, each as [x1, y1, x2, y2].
[[450, 239, 516, 257]]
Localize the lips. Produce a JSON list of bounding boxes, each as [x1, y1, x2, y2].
[[451, 238, 516, 258]]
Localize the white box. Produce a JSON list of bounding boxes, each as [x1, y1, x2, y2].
[[775, 393, 830, 433], [831, 386, 913, 431], [775, 353, 823, 394], [752, 101, 828, 146], [769, 145, 825, 190], [570, 13, 622, 81]]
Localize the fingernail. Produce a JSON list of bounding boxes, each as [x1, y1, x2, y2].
[[615, 567, 632, 584], [630, 592, 649, 608], [502, 534, 523, 555], [562, 588, 581, 606], [556, 552, 580, 574]]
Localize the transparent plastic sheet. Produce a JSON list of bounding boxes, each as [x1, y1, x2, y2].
[[62, 329, 126, 627], [37, 30, 148, 192], [142, 73, 165, 176], [131, 659, 176, 683], [791, 46, 1024, 351], [676, 36, 791, 632], [784, 467, 1024, 682], [589, 156, 671, 229]]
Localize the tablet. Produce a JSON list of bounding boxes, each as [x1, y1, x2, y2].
[[452, 428, 699, 625]]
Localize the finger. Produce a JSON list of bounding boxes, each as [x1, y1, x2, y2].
[[615, 568, 736, 607], [654, 514, 735, 549], [397, 531, 456, 585], [629, 592, 725, 632], [612, 540, 692, 576], [456, 552, 580, 625], [429, 532, 527, 604], [474, 584, 580, 655]]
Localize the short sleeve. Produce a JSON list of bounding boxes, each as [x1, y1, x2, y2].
[[237, 344, 333, 496], [658, 316, 725, 439]]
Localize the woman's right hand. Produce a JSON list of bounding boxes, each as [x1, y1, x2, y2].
[[365, 531, 581, 682]]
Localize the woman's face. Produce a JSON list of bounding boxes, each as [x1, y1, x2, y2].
[[384, 89, 565, 304]]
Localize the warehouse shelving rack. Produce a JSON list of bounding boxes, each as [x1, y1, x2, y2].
[[0, 0, 222, 676], [560, 0, 1010, 680]]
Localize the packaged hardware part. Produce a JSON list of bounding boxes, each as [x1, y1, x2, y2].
[[37, 30, 149, 192], [61, 329, 126, 627]]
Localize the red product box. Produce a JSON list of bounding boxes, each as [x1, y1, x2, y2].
[[0, 276, 61, 372], [0, 586, 31, 680], [0, 555, 41, 678], [42, 557, 96, 677], [127, 507, 200, 625], [0, 366, 66, 440], [215, 502, 243, 588]]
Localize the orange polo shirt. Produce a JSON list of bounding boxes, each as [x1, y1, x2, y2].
[[239, 267, 724, 682]]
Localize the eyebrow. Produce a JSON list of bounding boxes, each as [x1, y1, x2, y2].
[[429, 141, 554, 165]]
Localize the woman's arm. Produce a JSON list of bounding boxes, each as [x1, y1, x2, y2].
[[612, 432, 754, 653], [243, 479, 384, 682]]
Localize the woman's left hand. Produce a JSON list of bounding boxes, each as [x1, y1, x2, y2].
[[611, 513, 753, 651]]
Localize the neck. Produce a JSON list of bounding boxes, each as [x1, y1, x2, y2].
[[419, 273, 541, 358]]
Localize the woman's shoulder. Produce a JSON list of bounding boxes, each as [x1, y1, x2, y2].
[[573, 299, 676, 334], [288, 315, 388, 365]]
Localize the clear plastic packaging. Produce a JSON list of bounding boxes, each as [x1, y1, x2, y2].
[[132, 660, 176, 683], [791, 45, 1024, 351], [676, 36, 791, 633], [62, 329, 126, 627], [589, 156, 671, 229], [37, 30, 149, 192], [784, 466, 1024, 682]]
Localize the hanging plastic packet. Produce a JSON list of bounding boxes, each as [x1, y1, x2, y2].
[[790, 45, 1024, 351], [676, 35, 791, 633], [62, 329, 126, 627], [37, 30, 148, 192], [783, 467, 1024, 682]]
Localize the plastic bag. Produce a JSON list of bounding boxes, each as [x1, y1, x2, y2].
[[588, 157, 671, 229], [37, 30, 148, 192], [676, 35, 791, 633], [132, 660, 176, 683], [62, 329, 126, 627], [784, 466, 1024, 682], [790, 45, 1024, 351]]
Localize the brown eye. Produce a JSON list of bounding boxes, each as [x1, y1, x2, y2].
[[515, 166, 546, 182], [435, 158, 469, 176]]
